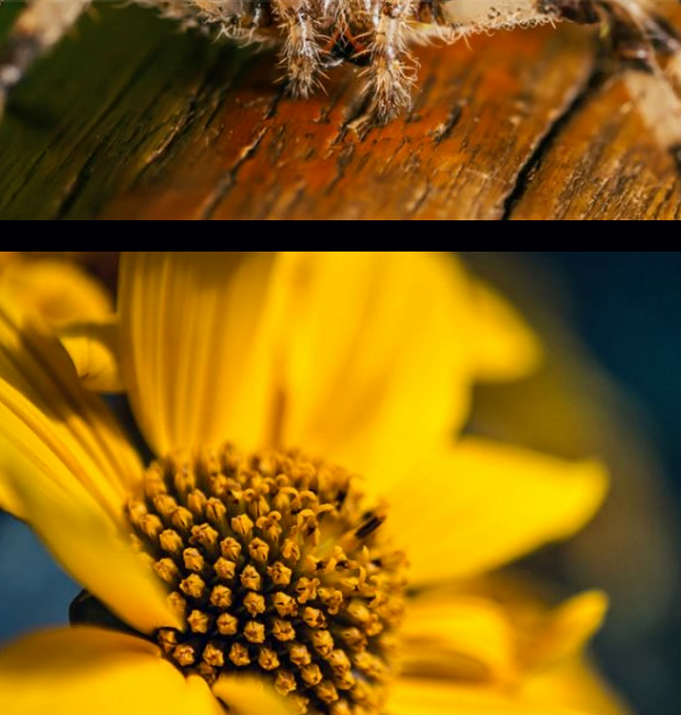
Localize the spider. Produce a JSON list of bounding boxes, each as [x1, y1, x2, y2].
[[0, 0, 680, 168]]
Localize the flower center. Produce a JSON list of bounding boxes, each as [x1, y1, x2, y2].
[[126, 445, 407, 715]]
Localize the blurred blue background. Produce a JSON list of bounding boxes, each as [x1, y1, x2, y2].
[[545, 251, 681, 505], [0, 516, 79, 640], [468, 251, 681, 715], [535, 251, 681, 715], [0, 251, 679, 715]]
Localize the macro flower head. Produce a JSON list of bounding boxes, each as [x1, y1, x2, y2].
[[0, 252, 623, 715]]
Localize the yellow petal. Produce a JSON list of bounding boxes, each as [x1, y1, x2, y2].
[[0, 432, 181, 633], [388, 437, 608, 583], [59, 318, 123, 392], [527, 591, 608, 670], [118, 252, 281, 455], [213, 674, 296, 715], [0, 257, 113, 327], [0, 379, 121, 520], [119, 252, 480, 478], [0, 303, 142, 516], [521, 656, 632, 715], [401, 592, 517, 684], [272, 252, 475, 488], [469, 279, 542, 382], [0, 483, 22, 516], [0, 627, 221, 715], [388, 677, 582, 715], [0, 251, 20, 268]]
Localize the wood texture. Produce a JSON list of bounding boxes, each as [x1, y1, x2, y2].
[[0, 3, 679, 219]]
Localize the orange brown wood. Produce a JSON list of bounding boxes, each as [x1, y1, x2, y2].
[[0, 4, 679, 219]]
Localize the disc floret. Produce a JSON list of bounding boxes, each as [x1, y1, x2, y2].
[[127, 446, 407, 715]]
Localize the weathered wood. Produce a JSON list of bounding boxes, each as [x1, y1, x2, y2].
[[510, 76, 681, 220], [0, 3, 679, 219]]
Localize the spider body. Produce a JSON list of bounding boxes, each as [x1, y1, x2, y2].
[[1, 0, 681, 170], [322, 28, 373, 68]]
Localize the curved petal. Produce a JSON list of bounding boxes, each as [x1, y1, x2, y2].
[[388, 437, 608, 584], [59, 319, 123, 393], [0, 432, 181, 633], [118, 252, 281, 455], [0, 302, 142, 516], [0, 257, 113, 327], [526, 592, 608, 670], [388, 677, 584, 715], [468, 279, 542, 382], [401, 592, 516, 684], [213, 674, 295, 715], [0, 299, 173, 632], [0, 627, 221, 715], [272, 252, 476, 489]]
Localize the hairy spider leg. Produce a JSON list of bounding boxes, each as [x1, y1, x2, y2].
[[274, 0, 326, 96], [435, 0, 557, 40], [1, 0, 681, 146], [0, 0, 91, 118], [363, 0, 419, 120]]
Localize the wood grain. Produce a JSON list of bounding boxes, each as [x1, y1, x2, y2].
[[0, 3, 679, 219]]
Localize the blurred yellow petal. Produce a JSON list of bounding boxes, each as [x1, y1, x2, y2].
[[401, 592, 516, 684], [394, 580, 627, 715], [0, 303, 141, 513], [527, 592, 608, 670], [469, 279, 542, 382], [0, 251, 20, 268], [0, 378, 123, 520], [119, 251, 481, 477], [388, 677, 582, 715], [0, 257, 113, 327], [59, 319, 123, 392], [273, 252, 475, 489], [0, 627, 220, 715], [522, 657, 632, 715], [119, 252, 280, 455], [0, 433, 181, 633], [213, 674, 295, 715], [389, 437, 608, 583], [0, 478, 23, 517]]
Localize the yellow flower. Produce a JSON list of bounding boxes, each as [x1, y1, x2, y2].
[[0, 253, 619, 715]]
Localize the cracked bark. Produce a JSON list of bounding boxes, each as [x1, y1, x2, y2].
[[0, 4, 680, 219]]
